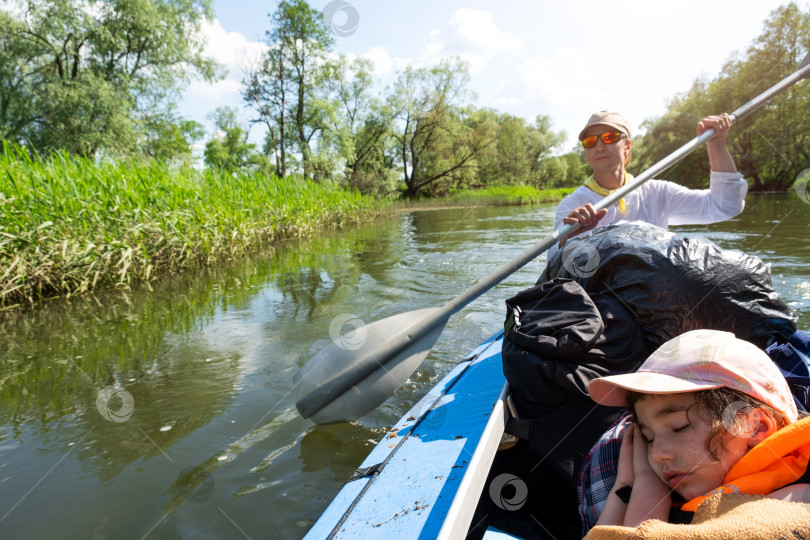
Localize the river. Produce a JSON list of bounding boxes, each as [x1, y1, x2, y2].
[[0, 192, 808, 539]]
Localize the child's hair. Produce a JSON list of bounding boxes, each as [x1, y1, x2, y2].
[[626, 387, 792, 461]]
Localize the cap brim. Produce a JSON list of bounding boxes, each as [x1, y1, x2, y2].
[[587, 372, 724, 407], [578, 122, 630, 141]]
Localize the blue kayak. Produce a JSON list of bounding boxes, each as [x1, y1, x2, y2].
[[304, 331, 510, 539]]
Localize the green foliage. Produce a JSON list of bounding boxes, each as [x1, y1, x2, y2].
[[537, 155, 568, 188], [0, 143, 379, 307], [203, 107, 272, 174], [0, 10, 34, 144], [533, 150, 588, 189], [388, 58, 498, 198], [142, 111, 205, 163], [561, 152, 588, 186], [474, 112, 565, 188], [323, 57, 398, 196], [633, 3, 810, 190], [243, 0, 334, 179], [453, 185, 575, 205], [0, 0, 219, 157]]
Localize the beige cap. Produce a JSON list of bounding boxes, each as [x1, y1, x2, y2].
[[587, 330, 798, 422], [578, 111, 632, 141]]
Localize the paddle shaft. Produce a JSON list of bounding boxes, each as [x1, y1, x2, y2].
[[423, 54, 810, 335], [296, 54, 810, 422]]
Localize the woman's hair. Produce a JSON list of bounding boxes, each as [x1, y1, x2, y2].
[[626, 387, 792, 461]]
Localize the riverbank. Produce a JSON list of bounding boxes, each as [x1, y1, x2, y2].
[[0, 150, 380, 309], [392, 185, 575, 210], [0, 151, 575, 309]]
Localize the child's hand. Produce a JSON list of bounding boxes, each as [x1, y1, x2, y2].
[[622, 424, 673, 527], [615, 420, 635, 488], [596, 421, 636, 527], [630, 424, 660, 483]]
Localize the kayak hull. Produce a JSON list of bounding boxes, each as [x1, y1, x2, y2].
[[304, 331, 508, 539]]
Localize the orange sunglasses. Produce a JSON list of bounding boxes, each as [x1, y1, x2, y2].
[[581, 131, 626, 149]]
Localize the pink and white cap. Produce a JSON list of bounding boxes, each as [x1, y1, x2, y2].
[[588, 329, 798, 423]]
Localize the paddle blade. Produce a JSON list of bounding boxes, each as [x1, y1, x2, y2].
[[294, 307, 448, 424]]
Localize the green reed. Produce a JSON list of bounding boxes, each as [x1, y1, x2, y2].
[[0, 146, 380, 308]]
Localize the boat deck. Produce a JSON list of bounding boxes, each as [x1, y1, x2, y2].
[[304, 331, 508, 539]]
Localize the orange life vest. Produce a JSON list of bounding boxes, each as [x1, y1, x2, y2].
[[682, 415, 810, 512]]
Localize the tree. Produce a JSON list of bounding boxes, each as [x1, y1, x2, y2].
[[729, 3, 810, 190], [0, 10, 37, 147], [536, 155, 568, 189], [317, 56, 397, 195], [203, 107, 272, 173], [535, 150, 588, 189], [632, 3, 810, 191], [388, 59, 496, 198], [0, 0, 218, 157], [243, 42, 288, 177], [630, 89, 708, 188], [472, 112, 565, 187], [141, 110, 205, 163], [560, 151, 588, 187], [243, 0, 334, 179]]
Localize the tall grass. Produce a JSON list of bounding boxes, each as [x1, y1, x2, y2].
[[0, 146, 380, 308]]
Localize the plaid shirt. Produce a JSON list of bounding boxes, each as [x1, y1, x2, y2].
[[577, 413, 631, 535], [576, 330, 810, 535]]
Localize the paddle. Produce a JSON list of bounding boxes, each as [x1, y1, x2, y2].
[[294, 52, 810, 425]]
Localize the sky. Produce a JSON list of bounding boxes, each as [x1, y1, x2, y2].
[[177, 0, 796, 156]]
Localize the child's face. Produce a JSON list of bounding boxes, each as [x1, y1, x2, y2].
[[634, 393, 750, 501]]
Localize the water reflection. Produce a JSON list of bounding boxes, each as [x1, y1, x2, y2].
[[0, 221, 420, 537], [0, 194, 807, 539], [298, 423, 381, 480]]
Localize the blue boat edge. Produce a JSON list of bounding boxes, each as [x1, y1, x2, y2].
[[304, 330, 509, 539]]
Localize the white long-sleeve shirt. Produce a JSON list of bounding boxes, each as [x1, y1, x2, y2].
[[548, 171, 748, 260]]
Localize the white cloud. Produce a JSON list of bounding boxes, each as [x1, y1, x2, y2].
[[200, 19, 268, 83], [518, 47, 610, 107], [0, 0, 24, 18], [425, 29, 445, 55], [179, 19, 269, 122], [443, 9, 524, 73], [360, 46, 395, 76], [492, 95, 519, 107], [414, 9, 523, 73], [178, 19, 270, 146], [186, 78, 242, 102], [449, 9, 523, 55]]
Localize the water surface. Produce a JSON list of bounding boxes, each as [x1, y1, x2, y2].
[[0, 192, 807, 538]]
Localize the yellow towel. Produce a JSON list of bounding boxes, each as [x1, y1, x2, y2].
[[583, 492, 810, 539], [584, 173, 631, 214]]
